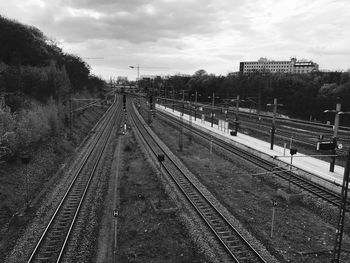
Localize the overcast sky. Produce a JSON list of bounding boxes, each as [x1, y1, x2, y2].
[[1, 0, 350, 80]]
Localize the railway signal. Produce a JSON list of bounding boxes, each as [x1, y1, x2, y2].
[[290, 148, 297, 155], [149, 95, 153, 110], [123, 94, 126, 111]]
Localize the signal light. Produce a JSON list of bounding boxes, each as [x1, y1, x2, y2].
[[149, 95, 153, 110], [290, 148, 298, 155], [123, 94, 126, 110]]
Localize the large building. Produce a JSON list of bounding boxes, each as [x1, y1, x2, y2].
[[239, 57, 319, 74]]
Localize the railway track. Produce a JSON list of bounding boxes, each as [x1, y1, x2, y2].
[[128, 100, 268, 262], [27, 97, 122, 263], [153, 105, 350, 212], [168, 100, 350, 154]]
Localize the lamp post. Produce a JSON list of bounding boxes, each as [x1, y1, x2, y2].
[[324, 102, 341, 172], [267, 98, 283, 150]]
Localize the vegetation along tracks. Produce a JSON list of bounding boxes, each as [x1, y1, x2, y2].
[[128, 100, 267, 263], [155, 107, 350, 211], [27, 97, 122, 263]]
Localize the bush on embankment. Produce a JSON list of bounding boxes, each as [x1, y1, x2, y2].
[[0, 98, 63, 159]]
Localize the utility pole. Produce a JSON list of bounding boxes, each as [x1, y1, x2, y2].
[[178, 90, 185, 151], [211, 92, 215, 127], [193, 91, 201, 121], [258, 92, 262, 119], [69, 90, 72, 139], [234, 95, 240, 134], [324, 103, 341, 172], [208, 92, 219, 127], [332, 145, 350, 263], [195, 91, 198, 121], [179, 102, 184, 151], [267, 98, 283, 150], [21, 154, 30, 209]]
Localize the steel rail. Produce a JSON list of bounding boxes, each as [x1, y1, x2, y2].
[[154, 108, 350, 211], [27, 99, 121, 262], [170, 101, 350, 142], [128, 101, 267, 263]]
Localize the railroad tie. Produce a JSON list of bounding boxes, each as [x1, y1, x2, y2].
[[218, 231, 231, 237]]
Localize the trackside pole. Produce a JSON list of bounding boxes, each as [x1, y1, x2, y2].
[[271, 200, 277, 238], [332, 146, 350, 262]]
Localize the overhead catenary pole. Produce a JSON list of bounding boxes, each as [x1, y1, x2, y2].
[[235, 95, 240, 120], [69, 90, 72, 139], [194, 91, 198, 121], [332, 103, 341, 171], [211, 92, 215, 127], [267, 98, 283, 150], [324, 103, 341, 172], [332, 145, 350, 263], [258, 91, 261, 119], [234, 95, 240, 134]]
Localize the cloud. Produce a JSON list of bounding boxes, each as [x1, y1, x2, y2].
[[1, 0, 350, 79]]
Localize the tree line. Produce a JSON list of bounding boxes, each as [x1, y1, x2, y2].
[[141, 69, 350, 125], [0, 15, 105, 111]]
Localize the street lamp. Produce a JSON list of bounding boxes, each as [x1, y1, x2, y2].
[[129, 64, 140, 87]]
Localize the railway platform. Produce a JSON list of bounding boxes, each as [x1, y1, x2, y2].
[[156, 104, 346, 191]]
